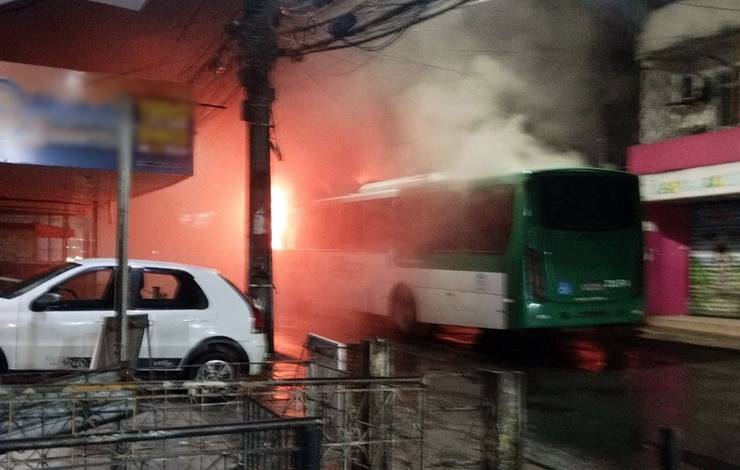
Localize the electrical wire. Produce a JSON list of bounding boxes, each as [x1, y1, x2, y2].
[[677, 2, 740, 12], [316, 51, 377, 76], [281, 0, 475, 57], [357, 50, 485, 77]]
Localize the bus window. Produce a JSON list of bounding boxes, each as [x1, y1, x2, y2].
[[535, 174, 639, 231], [308, 206, 340, 249], [338, 203, 363, 250], [421, 191, 465, 253], [303, 207, 323, 249], [363, 200, 393, 252], [394, 197, 418, 256], [465, 186, 514, 253], [294, 207, 311, 249]]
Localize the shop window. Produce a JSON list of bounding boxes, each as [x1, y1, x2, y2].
[[718, 68, 740, 127], [0, 206, 90, 275]]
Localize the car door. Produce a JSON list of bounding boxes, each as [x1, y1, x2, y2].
[[16, 266, 115, 370], [132, 268, 210, 370]]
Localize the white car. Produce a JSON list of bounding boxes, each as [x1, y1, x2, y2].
[[0, 259, 267, 379]]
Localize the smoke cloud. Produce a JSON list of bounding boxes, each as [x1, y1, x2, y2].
[[272, 0, 641, 199], [392, 54, 583, 178]]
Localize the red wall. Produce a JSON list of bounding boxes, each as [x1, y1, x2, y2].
[[628, 127, 740, 175], [643, 204, 690, 315]]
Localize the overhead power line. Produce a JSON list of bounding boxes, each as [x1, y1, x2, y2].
[[228, 0, 483, 356], [677, 2, 740, 12], [273, 0, 479, 57]]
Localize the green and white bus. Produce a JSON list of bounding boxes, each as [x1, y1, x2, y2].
[[276, 168, 644, 333]]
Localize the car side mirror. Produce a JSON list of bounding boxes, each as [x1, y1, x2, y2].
[[32, 292, 62, 311]]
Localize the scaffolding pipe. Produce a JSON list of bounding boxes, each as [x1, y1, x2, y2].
[[0, 418, 322, 452], [114, 97, 133, 372]]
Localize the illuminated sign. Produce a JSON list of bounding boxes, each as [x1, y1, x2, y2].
[[135, 98, 193, 173], [640, 161, 740, 201], [0, 61, 193, 175]]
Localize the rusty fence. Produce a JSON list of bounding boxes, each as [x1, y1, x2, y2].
[[0, 337, 528, 470], [304, 338, 525, 470], [0, 376, 321, 469], [0, 366, 426, 469]]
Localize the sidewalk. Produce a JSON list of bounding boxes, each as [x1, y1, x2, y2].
[[638, 315, 740, 351]]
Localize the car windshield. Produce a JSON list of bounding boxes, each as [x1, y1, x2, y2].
[[0, 263, 80, 299]]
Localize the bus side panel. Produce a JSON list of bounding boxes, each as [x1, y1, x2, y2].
[[398, 268, 508, 329], [501, 178, 528, 329], [361, 252, 395, 316]]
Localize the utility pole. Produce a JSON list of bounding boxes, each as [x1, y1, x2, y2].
[[228, 0, 472, 357], [231, 0, 280, 355]]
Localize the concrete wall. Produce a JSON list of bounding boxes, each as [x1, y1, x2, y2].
[[639, 0, 740, 57], [639, 68, 720, 144]]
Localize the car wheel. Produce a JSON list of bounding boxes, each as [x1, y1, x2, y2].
[[188, 347, 243, 381]]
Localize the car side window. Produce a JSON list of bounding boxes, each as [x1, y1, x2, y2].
[[43, 268, 115, 311], [135, 269, 208, 310]]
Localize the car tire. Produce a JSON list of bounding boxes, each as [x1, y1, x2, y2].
[[187, 345, 245, 381], [0, 348, 7, 374]]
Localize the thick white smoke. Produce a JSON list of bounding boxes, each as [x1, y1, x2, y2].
[[272, 0, 643, 198], [393, 54, 583, 178]]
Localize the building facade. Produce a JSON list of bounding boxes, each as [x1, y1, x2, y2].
[[0, 61, 194, 281], [628, 1, 740, 318]]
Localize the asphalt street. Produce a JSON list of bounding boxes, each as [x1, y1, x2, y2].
[[274, 300, 740, 469]]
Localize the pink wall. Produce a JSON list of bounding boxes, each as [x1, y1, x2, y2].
[[628, 127, 740, 175], [644, 204, 690, 315]]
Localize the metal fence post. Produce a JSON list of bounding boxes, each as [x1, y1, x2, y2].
[[660, 427, 682, 470], [301, 422, 322, 470], [480, 370, 525, 470], [362, 338, 393, 470]]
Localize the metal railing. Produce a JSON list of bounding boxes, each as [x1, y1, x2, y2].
[[0, 338, 532, 470], [0, 368, 425, 469], [0, 417, 321, 469]]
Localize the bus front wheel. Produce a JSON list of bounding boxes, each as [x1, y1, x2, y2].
[[390, 288, 432, 339]]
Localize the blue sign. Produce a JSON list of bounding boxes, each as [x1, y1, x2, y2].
[[0, 74, 193, 175], [557, 281, 573, 295]]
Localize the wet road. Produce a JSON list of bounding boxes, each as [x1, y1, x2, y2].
[[274, 304, 740, 469]]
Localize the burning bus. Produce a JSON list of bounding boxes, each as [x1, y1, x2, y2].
[[276, 168, 644, 334]]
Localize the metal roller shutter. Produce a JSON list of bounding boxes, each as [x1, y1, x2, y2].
[[689, 201, 740, 318]]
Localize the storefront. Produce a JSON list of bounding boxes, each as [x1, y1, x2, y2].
[[629, 133, 740, 318], [689, 200, 740, 317], [0, 60, 193, 281]]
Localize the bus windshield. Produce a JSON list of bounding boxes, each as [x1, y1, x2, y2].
[[534, 173, 639, 231]]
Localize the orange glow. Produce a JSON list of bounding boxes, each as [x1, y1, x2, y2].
[[271, 184, 289, 250], [571, 339, 608, 372]]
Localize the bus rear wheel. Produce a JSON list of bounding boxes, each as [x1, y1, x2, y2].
[[391, 288, 433, 339]]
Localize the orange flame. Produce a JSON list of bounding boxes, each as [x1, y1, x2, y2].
[[271, 184, 288, 250]]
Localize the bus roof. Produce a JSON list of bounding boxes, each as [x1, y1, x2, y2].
[[313, 168, 634, 204]]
